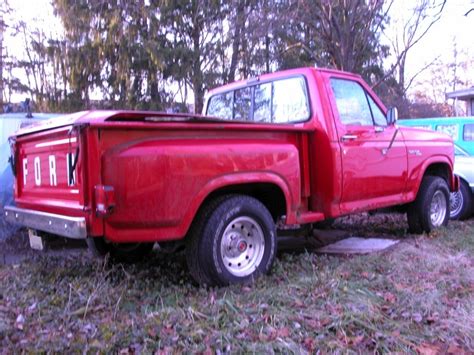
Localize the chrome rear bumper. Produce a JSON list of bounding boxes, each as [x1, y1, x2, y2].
[[4, 206, 87, 239]]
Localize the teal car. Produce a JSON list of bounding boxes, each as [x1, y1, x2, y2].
[[398, 117, 474, 155]]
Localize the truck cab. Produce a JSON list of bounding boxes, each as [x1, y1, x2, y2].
[[203, 68, 456, 223]]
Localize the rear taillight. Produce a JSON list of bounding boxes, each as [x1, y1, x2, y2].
[[95, 185, 115, 216], [8, 137, 16, 177]]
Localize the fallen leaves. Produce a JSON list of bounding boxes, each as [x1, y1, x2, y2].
[[415, 342, 469, 355], [303, 337, 316, 351], [416, 342, 441, 355], [0, 216, 473, 353], [383, 292, 397, 304], [412, 313, 423, 323], [15, 314, 25, 330], [69, 305, 106, 317], [426, 312, 439, 324]]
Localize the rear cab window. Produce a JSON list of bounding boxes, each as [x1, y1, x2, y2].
[[206, 76, 310, 124], [206, 91, 232, 120]]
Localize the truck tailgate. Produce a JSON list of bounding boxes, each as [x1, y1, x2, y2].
[[13, 125, 86, 215]]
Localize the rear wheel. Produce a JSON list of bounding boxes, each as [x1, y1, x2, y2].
[[186, 195, 277, 287], [449, 180, 472, 220], [86, 237, 154, 262], [407, 176, 450, 234]]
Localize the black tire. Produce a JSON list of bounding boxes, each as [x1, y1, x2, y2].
[[186, 195, 277, 287], [86, 237, 154, 263], [449, 180, 472, 220], [407, 176, 450, 234], [185, 196, 229, 286]]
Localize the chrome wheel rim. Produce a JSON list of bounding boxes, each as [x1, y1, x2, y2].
[[220, 216, 265, 277], [430, 190, 447, 227], [449, 191, 463, 218]]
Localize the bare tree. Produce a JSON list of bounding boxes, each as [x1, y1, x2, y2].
[[0, 1, 12, 107], [411, 40, 471, 117], [291, 0, 390, 77], [374, 0, 447, 92]]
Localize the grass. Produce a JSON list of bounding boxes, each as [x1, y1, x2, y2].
[[0, 215, 473, 353]]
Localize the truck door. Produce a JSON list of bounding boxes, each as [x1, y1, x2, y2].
[[328, 77, 408, 212]]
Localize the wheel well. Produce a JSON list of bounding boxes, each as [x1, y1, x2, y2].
[[201, 183, 287, 221], [424, 163, 450, 184]]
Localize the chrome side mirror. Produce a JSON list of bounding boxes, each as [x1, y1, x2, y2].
[[386, 107, 398, 125]]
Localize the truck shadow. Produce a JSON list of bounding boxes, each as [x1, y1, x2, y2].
[[1, 213, 411, 287]]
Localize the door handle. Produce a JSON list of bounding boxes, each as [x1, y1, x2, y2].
[[341, 134, 358, 142]]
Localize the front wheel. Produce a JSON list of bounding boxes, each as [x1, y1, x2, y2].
[[407, 176, 450, 234], [186, 195, 277, 287], [449, 180, 472, 220]]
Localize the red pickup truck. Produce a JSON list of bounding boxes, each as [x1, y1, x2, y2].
[[5, 67, 457, 286]]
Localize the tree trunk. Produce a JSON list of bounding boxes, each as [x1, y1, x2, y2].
[[191, 4, 204, 114], [227, 0, 246, 83]]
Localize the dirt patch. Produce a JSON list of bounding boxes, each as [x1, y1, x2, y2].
[[0, 228, 29, 252], [0, 227, 88, 265]]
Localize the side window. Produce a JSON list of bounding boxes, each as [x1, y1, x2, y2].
[[463, 123, 474, 141], [330, 79, 373, 126], [234, 87, 252, 120], [254, 83, 272, 122], [207, 92, 232, 119], [272, 77, 310, 123], [367, 95, 387, 126], [436, 124, 458, 140]]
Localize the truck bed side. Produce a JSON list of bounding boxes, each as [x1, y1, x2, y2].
[[96, 127, 310, 242]]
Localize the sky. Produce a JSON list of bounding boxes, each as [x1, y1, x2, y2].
[[389, 0, 473, 94], [3, 0, 474, 104]]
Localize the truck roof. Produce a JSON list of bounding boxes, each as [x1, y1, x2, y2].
[[11, 67, 361, 138], [206, 67, 360, 96]]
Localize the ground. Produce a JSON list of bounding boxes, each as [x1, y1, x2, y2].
[[0, 214, 473, 353]]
